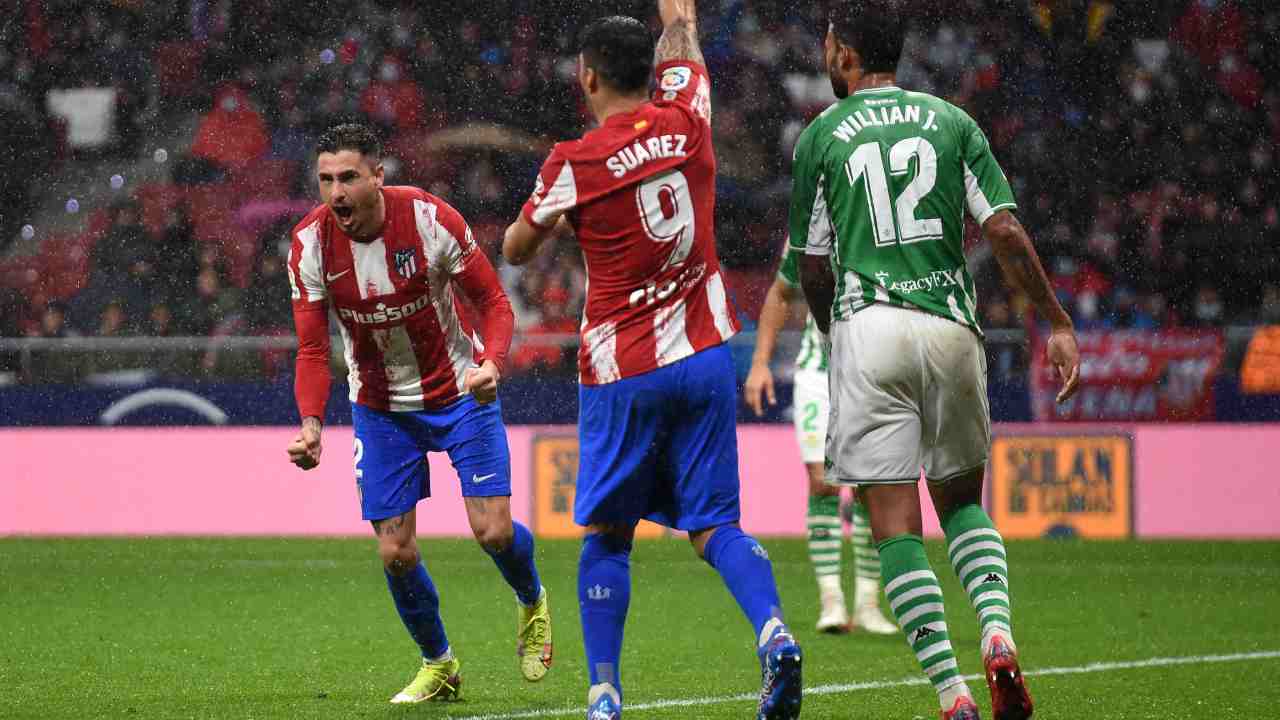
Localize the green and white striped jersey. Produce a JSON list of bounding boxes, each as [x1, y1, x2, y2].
[[776, 243, 827, 373], [788, 86, 1016, 334]]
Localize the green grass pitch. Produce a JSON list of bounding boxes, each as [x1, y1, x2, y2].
[[2, 537, 1278, 719]]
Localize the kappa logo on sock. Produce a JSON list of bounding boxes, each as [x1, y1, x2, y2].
[[752, 543, 770, 560], [983, 573, 1005, 585], [586, 584, 612, 601], [810, 528, 832, 540], [913, 624, 938, 643]]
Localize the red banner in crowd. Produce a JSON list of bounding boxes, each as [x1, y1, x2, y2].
[[1031, 330, 1225, 421]]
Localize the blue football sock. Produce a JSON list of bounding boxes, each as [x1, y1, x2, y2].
[[578, 532, 632, 697], [703, 526, 785, 644], [385, 563, 450, 659], [485, 521, 543, 606]]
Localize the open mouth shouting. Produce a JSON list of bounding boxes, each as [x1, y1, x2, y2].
[[332, 205, 355, 223]]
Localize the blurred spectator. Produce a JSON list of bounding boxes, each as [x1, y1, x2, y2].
[[0, 288, 29, 376], [178, 267, 242, 336], [96, 300, 130, 338], [510, 284, 578, 376], [360, 56, 427, 134], [74, 200, 156, 329], [153, 203, 200, 303], [1257, 283, 1280, 325], [25, 301, 82, 384], [88, 200, 151, 281], [1187, 284, 1226, 328], [190, 83, 269, 173], [0, 89, 53, 250], [240, 248, 291, 335]]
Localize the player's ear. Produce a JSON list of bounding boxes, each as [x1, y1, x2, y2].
[[372, 162, 385, 187], [840, 44, 859, 75]]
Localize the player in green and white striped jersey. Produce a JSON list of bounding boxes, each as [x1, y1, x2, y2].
[[791, 5, 1081, 720], [745, 242, 896, 636]]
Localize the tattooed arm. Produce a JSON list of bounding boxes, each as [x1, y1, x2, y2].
[[985, 210, 1081, 402], [655, 0, 703, 66]]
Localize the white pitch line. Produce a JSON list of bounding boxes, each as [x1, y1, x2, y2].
[[446, 649, 1280, 720]]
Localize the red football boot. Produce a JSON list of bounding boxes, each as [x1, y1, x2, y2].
[[984, 636, 1034, 720]]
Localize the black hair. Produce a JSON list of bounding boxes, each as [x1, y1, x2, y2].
[[316, 122, 382, 163], [829, 1, 905, 74], [578, 15, 653, 94]]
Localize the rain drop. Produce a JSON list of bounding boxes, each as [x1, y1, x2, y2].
[[153, 148, 169, 163], [320, 49, 336, 65], [20, 224, 34, 240], [65, 198, 80, 214], [110, 174, 125, 190]]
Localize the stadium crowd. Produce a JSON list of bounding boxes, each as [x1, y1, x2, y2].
[[1, 0, 1278, 381]]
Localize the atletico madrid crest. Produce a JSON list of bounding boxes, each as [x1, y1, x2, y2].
[[393, 248, 417, 278]]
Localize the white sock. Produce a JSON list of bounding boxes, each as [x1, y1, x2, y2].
[[757, 616, 786, 649], [981, 628, 1017, 659], [938, 678, 972, 711], [853, 576, 880, 608], [817, 574, 843, 598], [588, 682, 620, 706]]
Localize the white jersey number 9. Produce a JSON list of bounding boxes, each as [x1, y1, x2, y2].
[[637, 169, 696, 271]]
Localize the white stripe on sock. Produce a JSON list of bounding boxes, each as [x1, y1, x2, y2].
[[885, 569, 935, 596], [889, 584, 941, 612], [923, 657, 959, 678], [915, 636, 954, 664], [959, 556, 1007, 582], [947, 528, 1002, 557], [979, 606, 1011, 622], [898, 601, 945, 627], [973, 589, 1010, 608], [949, 541, 1006, 568]]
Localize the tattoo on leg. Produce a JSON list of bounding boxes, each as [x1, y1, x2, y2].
[[373, 515, 405, 537]]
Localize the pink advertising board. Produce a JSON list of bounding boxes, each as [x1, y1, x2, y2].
[[1, 424, 1276, 538]]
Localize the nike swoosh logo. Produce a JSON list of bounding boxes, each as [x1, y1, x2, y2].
[[472, 473, 497, 484], [326, 269, 351, 282]]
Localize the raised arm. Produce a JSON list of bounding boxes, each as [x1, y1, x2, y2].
[[655, 0, 704, 65], [984, 209, 1081, 402]]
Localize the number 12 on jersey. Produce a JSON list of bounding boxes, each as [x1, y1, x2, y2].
[[845, 137, 942, 247]]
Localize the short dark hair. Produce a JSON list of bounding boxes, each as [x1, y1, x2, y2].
[[316, 122, 382, 163], [578, 15, 653, 94], [829, 2, 905, 74]]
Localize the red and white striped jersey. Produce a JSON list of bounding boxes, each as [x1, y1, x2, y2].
[[519, 60, 739, 385], [288, 186, 513, 417]]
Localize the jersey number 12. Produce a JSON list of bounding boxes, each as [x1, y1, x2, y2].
[[845, 137, 943, 247]]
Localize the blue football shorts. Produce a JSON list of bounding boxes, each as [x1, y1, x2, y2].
[[351, 396, 511, 522], [575, 343, 742, 531]]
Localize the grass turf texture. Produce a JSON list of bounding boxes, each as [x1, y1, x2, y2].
[[2, 538, 1278, 719]]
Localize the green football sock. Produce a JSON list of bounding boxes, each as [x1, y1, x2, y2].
[[880, 534, 970, 708], [807, 494, 843, 590], [849, 501, 881, 605], [943, 504, 1015, 658]]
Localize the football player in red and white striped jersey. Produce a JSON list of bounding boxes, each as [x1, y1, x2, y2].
[[286, 123, 552, 703]]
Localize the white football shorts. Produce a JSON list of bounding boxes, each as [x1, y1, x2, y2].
[[826, 303, 991, 485], [791, 368, 829, 465]]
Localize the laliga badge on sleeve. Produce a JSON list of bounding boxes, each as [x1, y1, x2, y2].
[[660, 66, 692, 92]]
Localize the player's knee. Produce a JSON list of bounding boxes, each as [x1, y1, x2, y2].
[[473, 522, 513, 555], [588, 523, 636, 547], [378, 541, 420, 575], [689, 524, 730, 561]]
